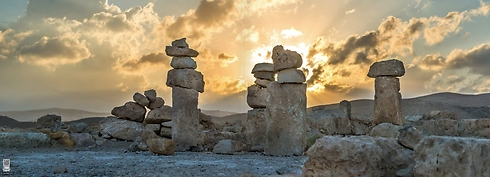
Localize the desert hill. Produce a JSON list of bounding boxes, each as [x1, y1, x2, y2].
[[0, 108, 110, 122]]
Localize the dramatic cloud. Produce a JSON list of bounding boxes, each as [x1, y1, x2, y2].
[[204, 76, 247, 95], [121, 52, 169, 71], [345, 9, 355, 14], [281, 28, 303, 39]]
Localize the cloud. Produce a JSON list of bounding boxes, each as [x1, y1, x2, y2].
[[204, 76, 247, 95], [446, 44, 490, 76], [281, 28, 303, 39], [345, 9, 355, 14], [236, 26, 259, 43], [121, 52, 170, 71]]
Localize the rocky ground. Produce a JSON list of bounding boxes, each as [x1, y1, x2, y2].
[[1, 141, 305, 177]]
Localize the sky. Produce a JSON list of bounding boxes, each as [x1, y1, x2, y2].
[[0, 0, 489, 113]]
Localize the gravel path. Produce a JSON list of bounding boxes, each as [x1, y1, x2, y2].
[[1, 147, 306, 177]]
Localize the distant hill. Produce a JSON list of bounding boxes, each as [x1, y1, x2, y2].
[[0, 108, 110, 122]]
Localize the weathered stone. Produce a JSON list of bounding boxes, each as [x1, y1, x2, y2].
[[170, 57, 197, 69], [251, 62, 274, 73], [271, 45, 303, 71], [69, 133, 95, 147], [350, 116, 373, 135], [36, 114, 62, 132], [159, 127, 172, 138], [0, 132, 50, 148], [397, 126, 424, 150], [245, 109, 267, 150], [67, 122, 88, 133], [265, 82, 307, 156], [59, 133, 74, 147], [247, 85, 268, 108], [133, 92, 150, 107], [414, 136, 490, 177], [165, 46, 199, 57], [171, 38, 189, 48], [38, 129, 66, 139], [415, 119, 458, 136], [166, 69, 205, 93], [172, 87, 201, 151], [458, 118, 490, 138], [144, 89, 157, 102], [303, 136, 413, 177], [254, 78, 272, 88], [146, 105, 172, 124], [276, 68, 305, 83], [200, 112, 216, 130], [99, 117, 145, 141], [367, 59, 405, 78], [422, 110, 457, 120], [146, 138, 175, 155], [148, 97, 165, 110], [338, 100, 351, 119], [111, 102, 146, 122], [373, 76, 403, 125], [145, 124, 160, 134], [368, 122, 402, 138], [212, 139, 236, 155], [161, 121, 172, 128], [253, 71, 275, 81]]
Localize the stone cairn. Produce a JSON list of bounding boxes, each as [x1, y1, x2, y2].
[[367, 59, 405, 125], [245, 62, 274, 152], [265, 45, 307, 156], [165, 38, 205, 151]]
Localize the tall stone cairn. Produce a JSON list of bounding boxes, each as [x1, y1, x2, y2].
[[165, 38, 205, 151], [265, 45, 307, 156], [245, 63, 274, 151], [367, 59, 405, 125]]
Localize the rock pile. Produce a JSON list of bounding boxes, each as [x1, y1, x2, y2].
[[368, 59, 405, 125], [265, 45, 307, 156], [165, 38, 205, 151], [245, 62, 274, 152]]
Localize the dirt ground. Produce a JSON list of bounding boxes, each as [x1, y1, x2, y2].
[[0, 141, 306, 177]]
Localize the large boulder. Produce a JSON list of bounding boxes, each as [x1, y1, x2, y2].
[[397, 126, 424, 150], [146, 106, 172, 124], [37, 114, 62, 132], [99, 117, 145, 141], [172, 87, 202, 151], [368, 122, 402, 138], [67, 122, 89, 133], [170, 57, 197, 69], [212, 139, 236, 155], [373, 76, 403, 125], [458, 118, 490, 138], [251, 62, 274, 73], [421, 110, 457, 120], [69, 133, 96, 147], [111, 102, 146, 122], [245, 108, 267, 150], [144, 89, 157, 102], [166, 69, 205, 93], [414, 136, 490, 177], [146, 138, 175, 155], [133, 92, 150, 107], [253, 71, 275, 81], [246, 85, 268, 108], [414, 119, 457, 136], [171, 38, 189, 48], [165, 46, 199, 57], [367, 59, 405, 78], [276, 68, 306, 83], [148, 97, 165, 110], [271, 45, 303, 71], [0, 132, 50, 148], [303, 136, 413, 177]]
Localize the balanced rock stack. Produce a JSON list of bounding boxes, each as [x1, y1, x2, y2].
[[165, 38, 205, 151], [367, 59, 405, 125], [245, 62, 274, 151], [265, 45, 307, 156]]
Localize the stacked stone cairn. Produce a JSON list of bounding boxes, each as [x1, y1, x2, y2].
[[165, 38, 205, 151], [367, 59, 405, 125], [265, 45, 307, 156], [245, 62, 274, 152]]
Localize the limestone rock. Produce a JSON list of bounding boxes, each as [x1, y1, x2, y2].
[[67, 122, 88, 133], [99, 117, 145, 141], [69, 133, 95, 147], [144, 89, 157, 102], [397, 126, 424, 150], [36, 114, 62, 132], [161, 121, 172, 128], [276, 68, 306, 83], [171, 38, 189, 48], [254, 79, 272, 88], [251, 63, 274, 73], [165, 46, 199, 57], [133, 92, 150, 107], [303, 136, 413, 177], [212, 139, 236, 155], [0, 132, 50, 148], [140, 129, 160, 142], [145, 124, 161, 134], [146, 105, 172, 124], [247, 85, 268, 108], [111, 102, 146, 122], [368, 122, 402, 138], [146, 138, 175, 155], [367, 59, 405, 78], [166, 69, 205, 93], [458, 118, 490, 138], [253, 71, 275, 81], [422, 110, 457, 120], [245, 109, 267, 150], [160, 127, 172, 138], [172, 87, 201, 151], [415, 119, 457, 136], [148, 97, 165, 110], [350, 116, 374, 135], [265, 82, 307, 156], [373, 76, 403, 125], [170, 57, 197, 69], [414, 136, 490, 177], [271, 45, 303, 71]]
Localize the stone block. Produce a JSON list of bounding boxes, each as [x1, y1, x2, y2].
[[170, 57, 197, 69], [166, 69, 205, 93], [253, 71, 275, 80], [367, 59, 405, 78], [111, 102, 146, 122], [373, 77, 403, 125], [165, 46, 198, 57], [146, 105, 173, 124], [251, 62, 274, 73], [246, 85, 268, 108], [172, 87, 201, 151], [271, 45, 302, 71], [276, 68, 306, 83], [245, 108, 267, 150]]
